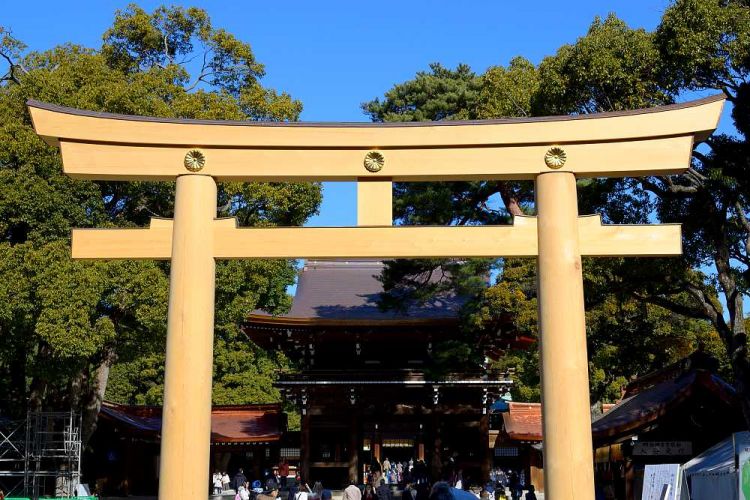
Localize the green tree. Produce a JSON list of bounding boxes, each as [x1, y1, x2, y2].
[[644, 0, 750, 420], [0, 5, 320, 442], [363, 5, 746, 409]]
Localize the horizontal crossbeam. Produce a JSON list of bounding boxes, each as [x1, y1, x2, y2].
[[57, 135, 695, 181], [71, 215, 681, 260]]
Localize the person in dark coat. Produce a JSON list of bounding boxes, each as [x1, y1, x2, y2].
[[376, 478, 392, 500], [234, 468, 248, 491], [524, 485, 537, 500], [508, 472, 522, 500]]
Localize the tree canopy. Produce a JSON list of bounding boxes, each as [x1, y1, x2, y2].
[[364, 1, 748, 414], [2, 0, 749, 438], [0, 4, 320, 439]]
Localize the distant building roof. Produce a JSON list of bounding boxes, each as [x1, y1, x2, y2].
[[99, 402, 284, 444], [501, 402, 544, 442], [250, 260, 465, 324], [500, 402, 618, 443], [498, 370, 737, 446], [592, 370, 737, 444], [623, 349, 720, 397]]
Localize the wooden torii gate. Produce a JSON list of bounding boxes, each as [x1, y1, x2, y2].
[[28, 95, 724, 500]]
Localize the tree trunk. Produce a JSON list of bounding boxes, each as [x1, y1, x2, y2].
[[717, 274, 750, 426], [81, 345, 117, 446], [8, 341, 28, 418], [498, 182, 525, 217], [28, 343, 52, 411], [709, 203, 750, 427]]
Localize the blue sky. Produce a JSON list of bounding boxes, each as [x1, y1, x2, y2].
[[7, 0, 727, 228]]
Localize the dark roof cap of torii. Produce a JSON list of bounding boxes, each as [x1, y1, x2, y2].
[[26, 94, 725, 128]]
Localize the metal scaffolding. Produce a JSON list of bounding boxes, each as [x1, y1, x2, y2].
[[0, 411, 82, 499], [0, 416, 26, 497]]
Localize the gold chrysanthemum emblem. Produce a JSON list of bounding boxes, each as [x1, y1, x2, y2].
[[544, 146, 567, 169], [363, 151, 385, 173], [184, 149, 206, 172]]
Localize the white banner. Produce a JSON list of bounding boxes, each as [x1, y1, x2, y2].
[[642, 464, 681, 500]]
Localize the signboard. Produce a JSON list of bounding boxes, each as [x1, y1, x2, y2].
[[737, 433, 750, 500], [495, 446, 520, 457], [642, 464, 681, 500], [634, 441, 692, 457]]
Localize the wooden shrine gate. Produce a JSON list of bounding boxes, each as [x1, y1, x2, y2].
[[28, 95, 724, 500]]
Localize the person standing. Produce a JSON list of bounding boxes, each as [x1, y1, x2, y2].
[[257, 485, 280, 500], [294, 483, 310, 500], [382, 457, 391, 483], [372, 470, 383, 489], [524, 485, 537, 500], [508, 472, 522, 500], [363, 483, 376, 500], [239, 482, 251, 500], [278, 459, 290, 490], [213, 471, 223, 495], [343, 479, 362, 500], [233, 468, 248, 492], [312, 481, 324, 499], [222, 471, 231, 492], [414, 460, 428, 485], [376, 477, 392, 500], [288, 478, 298, 500]]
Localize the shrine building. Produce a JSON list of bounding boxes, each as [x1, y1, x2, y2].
[[244, 260, 530, 488]]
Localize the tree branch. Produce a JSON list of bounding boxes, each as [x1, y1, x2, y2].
[[185, 48, 214, 91], [185, 71, 215, 92], [630, 291, 711, 321], [639, 178, 667, 197], [666, 175, 701, 193], [497, 182, 524, 217], [0, 50, 24, 85], [734, 201, 750, 267]]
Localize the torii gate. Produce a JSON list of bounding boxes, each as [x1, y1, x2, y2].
[[28, 95, 724, 500]]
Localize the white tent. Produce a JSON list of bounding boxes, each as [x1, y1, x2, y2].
[[680, 431, 750, 500]]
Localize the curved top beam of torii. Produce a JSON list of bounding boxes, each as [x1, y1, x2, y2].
[[28, 95, 724, 182]]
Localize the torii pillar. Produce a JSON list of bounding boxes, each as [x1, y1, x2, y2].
[[536, 171, 594, 495], [160, 174, 217, 496], [27, 95, 724, 500]]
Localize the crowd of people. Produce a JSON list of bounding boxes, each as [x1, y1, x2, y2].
[[377, 457, 429, 486], [370, 458, 537, 500], [210, 458, 538, 500], [211, 466, 285, 500]]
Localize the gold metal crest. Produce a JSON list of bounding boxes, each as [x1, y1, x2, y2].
[[363, 151, 385, 173], [184, 149, 206, 172], [544, 146, 567, 169]]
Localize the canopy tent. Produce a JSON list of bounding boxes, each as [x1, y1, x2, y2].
[[680, 431, 750, 500]]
